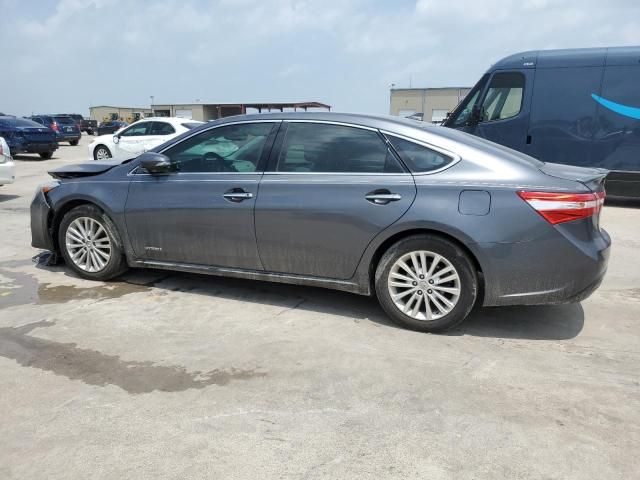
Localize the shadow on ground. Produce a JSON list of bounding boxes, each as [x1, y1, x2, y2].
[[0, 194, 19, 202], [1, 259, 584, 341]]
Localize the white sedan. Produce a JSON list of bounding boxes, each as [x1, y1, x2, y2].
[[88, 117, 204, 161], [0, 136, 15, 186]]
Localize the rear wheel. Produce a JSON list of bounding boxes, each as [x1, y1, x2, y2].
[[39, 151, 53, 160], [93, 145, 111, 160], [70, 139, 79, 146], [375, 235, 477, 332], [58, 204, 128, 281]]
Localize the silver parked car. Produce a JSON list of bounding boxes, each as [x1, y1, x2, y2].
[[30, 113, 610, 332]]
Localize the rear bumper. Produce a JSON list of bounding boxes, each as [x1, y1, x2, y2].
[[478, 227, 611, 307], [56, 133, 81, 142], [0, 161, 15, 185], [21, 142, 58, 154], [30, 189, 54, 250]]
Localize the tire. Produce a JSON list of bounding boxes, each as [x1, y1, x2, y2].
[[70, 139, 79, 146], [93, 145, 111, 160], [39, 151, 53, 160], [375, 235, 477, 333], [58, 204, 128, 281]]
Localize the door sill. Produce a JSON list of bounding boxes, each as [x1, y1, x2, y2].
[[132, 259, 369, 295]]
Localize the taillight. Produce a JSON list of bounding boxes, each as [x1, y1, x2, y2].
[[517, 190, 606, 225], [50, 122, 59, 132]]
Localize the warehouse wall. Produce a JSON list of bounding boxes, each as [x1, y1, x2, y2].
[[390, 88, 471, 123]]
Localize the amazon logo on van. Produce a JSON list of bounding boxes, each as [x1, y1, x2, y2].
[[591, 93, 640, 120]]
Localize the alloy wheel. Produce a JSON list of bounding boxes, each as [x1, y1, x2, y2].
[[65, 217, 112, 272], [387, 250, 461, 321], [95, 147, 111, 160]]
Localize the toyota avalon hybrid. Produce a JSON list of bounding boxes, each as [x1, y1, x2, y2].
[[30, 112, 610, 332]]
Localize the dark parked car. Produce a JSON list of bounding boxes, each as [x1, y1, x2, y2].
[[97, 120, 128, 136], [0, 115, 57, 159], [66, 114, 97, 134], [30, 112, 610, 332], [30, 115, 81, 145], [444, 46, 640, 198]]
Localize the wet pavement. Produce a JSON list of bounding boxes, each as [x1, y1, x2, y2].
[[0, 136, 638, 479]]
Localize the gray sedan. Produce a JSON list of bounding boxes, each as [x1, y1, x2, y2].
[[30, 112, 610, 332]]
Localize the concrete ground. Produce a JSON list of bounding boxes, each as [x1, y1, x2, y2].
[[0, 135, 638, 479]]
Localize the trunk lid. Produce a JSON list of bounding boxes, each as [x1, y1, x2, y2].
[[17, 126, 56, 144], [540, 162, 608, 193]]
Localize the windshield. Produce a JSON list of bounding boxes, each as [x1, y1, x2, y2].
[[444, 74, 489, 128]]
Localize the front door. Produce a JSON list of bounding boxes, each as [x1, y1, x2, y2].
[[115, 121, 152, 160], [124, 121, 278, 269], [255, 122, 417, 280]]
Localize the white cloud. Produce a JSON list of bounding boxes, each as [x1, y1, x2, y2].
[[1, 0, 639, 115]]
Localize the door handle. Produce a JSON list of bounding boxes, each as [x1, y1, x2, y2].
[[365, 190, 402, 205], [223, 188, 254, 202]]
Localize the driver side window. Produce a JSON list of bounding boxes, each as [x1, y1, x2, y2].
[[162, 122, 275, 173]]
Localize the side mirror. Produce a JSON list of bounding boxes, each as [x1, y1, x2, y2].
[[469, 105, 484, 126], [113, 134, 120, 144], [139, 152, 172, 174]]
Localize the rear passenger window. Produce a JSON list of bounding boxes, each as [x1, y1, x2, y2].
[[386, 135, 454, 173], [277, 123, 404, 174], [481, 72, 524, 122], [150, 122, 176, 135]]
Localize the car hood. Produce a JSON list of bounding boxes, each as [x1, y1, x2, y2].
[[48, 159, 125, 179]]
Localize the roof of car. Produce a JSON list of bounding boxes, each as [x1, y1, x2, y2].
[[491, 46, 640, 70], [210, 111, 438, 133]]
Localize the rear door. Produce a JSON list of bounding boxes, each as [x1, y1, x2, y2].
[[592, 58, 640, 192], [144, 121, 177, 152], [124, 121, 278, 269], [254, 121, 416, 280]]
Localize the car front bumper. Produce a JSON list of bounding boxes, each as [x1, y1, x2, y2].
[[0, 160, 15, 185], [30, 188, 55, 250]]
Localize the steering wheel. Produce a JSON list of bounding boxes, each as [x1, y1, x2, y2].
[[203, 151, 235, 172]]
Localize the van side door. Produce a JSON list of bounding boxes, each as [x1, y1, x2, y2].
[[527, 65, 603, 168]]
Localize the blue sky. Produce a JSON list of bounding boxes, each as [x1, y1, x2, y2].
[[1, 0, 639, 116]]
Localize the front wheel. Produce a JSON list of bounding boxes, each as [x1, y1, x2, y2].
[[375, 235, 478, 333], [93, 145, 111, 160], [58, 204, 128, 280]]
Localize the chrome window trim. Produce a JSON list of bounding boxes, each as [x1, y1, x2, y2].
[[261, 172, 412, 177], [380, 130, 461, 176], [282, 119, 379, 132]]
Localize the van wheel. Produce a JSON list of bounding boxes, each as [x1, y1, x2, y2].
[[70, 140, 79, 146], [58, 204, 128, 281], [39, 151, 53, 160], [375, 235, 477, 333]]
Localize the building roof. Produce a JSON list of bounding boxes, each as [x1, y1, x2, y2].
[[152, 101, 331, 110], [89, 106, 152, 110]]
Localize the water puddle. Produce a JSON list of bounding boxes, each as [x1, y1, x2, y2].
[[0, 320, 266, 394]]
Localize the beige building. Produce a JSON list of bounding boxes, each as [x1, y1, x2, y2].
[[150, 101, 331, 121], [390, 87, 471, 123], [89, 106, 153, 123]]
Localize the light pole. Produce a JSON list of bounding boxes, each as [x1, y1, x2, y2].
[[150, 95, 154, 116]]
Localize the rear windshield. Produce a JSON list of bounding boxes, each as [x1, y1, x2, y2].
[[182, 122, 202, 130], [0, 117, 43, 128], [54, 116, 76, 125]]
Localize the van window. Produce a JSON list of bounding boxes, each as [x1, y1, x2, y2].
[[481, 72, 524, 122], [446, 74, 489, 127]]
